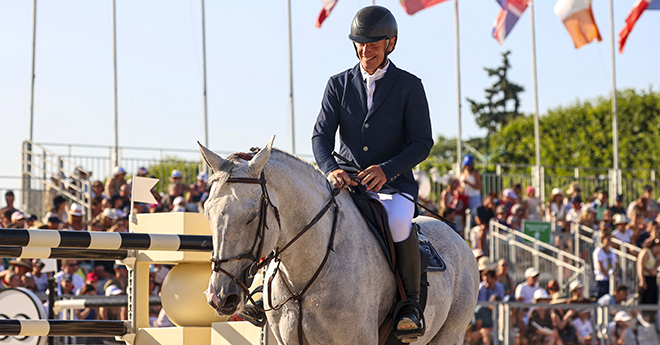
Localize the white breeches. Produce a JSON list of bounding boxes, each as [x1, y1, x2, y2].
[[368, 191, 414, 243]]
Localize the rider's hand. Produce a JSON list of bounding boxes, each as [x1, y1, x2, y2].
[[328, 169, 358, 190], [357, 165, 386, 192]]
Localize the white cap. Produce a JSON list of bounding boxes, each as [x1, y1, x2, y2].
[[569, 280, 584, 292], [171, 170, 182, 178], [614, 311, 632, 322], [551, 188, 563, 197], [613, 213, 629, 225], [68, 203, 84, 216], [472, 248, 485, 258], [478, 257, 497, 272], [525, 267, 540, 278], [173, 196, 185, 206], [533, 289, 550, 301], [503, 188, 518, 199], [112, 166, 126, 177], [105, 285, 123, 296], [102, 208, 118, 220], [197, 172, 208, 182]]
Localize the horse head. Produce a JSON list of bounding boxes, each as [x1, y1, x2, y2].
[[200, 136, 280, 316]]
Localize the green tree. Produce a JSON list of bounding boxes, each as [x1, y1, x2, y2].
[[145, 156, 203, 193], [490, 88, 660, 172]]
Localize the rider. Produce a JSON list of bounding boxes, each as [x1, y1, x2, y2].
[[311, 5, 433, 341]]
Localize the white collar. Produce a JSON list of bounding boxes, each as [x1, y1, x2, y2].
[[360, 59, 390, 81]]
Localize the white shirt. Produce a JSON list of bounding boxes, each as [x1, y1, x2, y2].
[[514, 282, 539, 303], [572, 318, 593, 339], [360, 59, 390, 111], [593, 246, 618, 281], [613, 228, 634, 244]]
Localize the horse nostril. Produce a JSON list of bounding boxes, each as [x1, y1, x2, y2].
[[208, 300, 218, 310], [223, 294, 241, 310]]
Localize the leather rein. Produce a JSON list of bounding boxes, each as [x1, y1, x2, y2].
[[210, 153, 340, 345]]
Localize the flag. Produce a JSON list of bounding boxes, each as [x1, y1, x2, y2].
[[315, 0, 338, 28], [492, 0, 529, 44], [400, 0, 449, 15], [554, 0, 602, 49], [619, 0, 660, 53], [131, 176, 159, 204]]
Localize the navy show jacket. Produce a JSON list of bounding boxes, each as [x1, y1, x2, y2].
[[312, 62, 433, 201]]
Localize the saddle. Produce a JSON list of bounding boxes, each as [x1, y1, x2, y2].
[[347, 185, 446, 345]]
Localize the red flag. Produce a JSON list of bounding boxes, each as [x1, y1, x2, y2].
[[618, 0, 660, 53], [400, 0, 449, 15], [315, 0, 338, 28]]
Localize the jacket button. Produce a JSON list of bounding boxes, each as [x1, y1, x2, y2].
[[364, 123, 370, 129], [363, 146, 369, 152]]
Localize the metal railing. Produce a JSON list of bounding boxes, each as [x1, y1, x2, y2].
[[572, 223, 640, 296], [489, 220, 589, 296]]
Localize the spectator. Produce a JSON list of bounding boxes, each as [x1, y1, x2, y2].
[[450, 183, 470, 235], [547, 188, 568, 231], [169, 170, 192, 195], [441, 207, 456, 224], [637, 238, 660, 304], [603, 208, 615, 225], [546, 280, 560, 300], [597, 285, 629, 307], [26, 259, 49, 294], [66, 203, 85, 231], [46, 216, 63, 230], [500, 188, 518, 214], [610, 194, 626, 215], [636, 311, 659, 345], [472, 248, 485, 262], [85, 272, 102, 295], [24, 214, 37, 228], [608, 311, 637, 345], [592, 189, 609, 222], [459, 154, 482, 215], [643, 185, 659, 220], [516, 267, 540, 325], [1, 271, 23, 290], [440, 178, 459, 213], [10, 211, 26, 229], [43, 195, 67, 226], [105, 166, 127, 198], [473, 195, 495, 252], [186, 172, 209, 212], [565, 183, 582, 211], [99, 208, 118, 231], [59, 273, 75, 295], [55, 260, 84, 295], [577, 205, 597, 230], [103, 264, 128, 296], [550, 297, 578, 345], [593, 231, 619, 298], [107, 216, 128, 233], [566, 196, 583, 224], [0, 209, 12, 228], [568, 280, 590, 304], [117, 184, 132, 214], [466, 294, 499, 345], [77, 284, 100, 320], [524, 186, 543, 221], [494, 205, 510, 227], [629, 212, 649, 247], [571, 308, 594, 345], [160, 183, 184, 212], [612, 214, 633, 245], [628, 197, 649, 221], [0, 190, 18, 215], [91, 180, 105, 199], [477, 259, 504, 302], [526, 289, 563, 345], [507, 203, 526, 232], [496, 259, 514, 296]]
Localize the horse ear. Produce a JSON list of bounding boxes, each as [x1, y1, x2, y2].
[[248, 135, 275, 176], [198, 141, 227, 173]]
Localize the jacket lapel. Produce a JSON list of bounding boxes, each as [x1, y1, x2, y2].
[[350, 64, 368, 116], [367, 62, 399, 120]]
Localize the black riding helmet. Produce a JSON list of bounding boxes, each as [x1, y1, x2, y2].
[[349, 6, 398, 68]]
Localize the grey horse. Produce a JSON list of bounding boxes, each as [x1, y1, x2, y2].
[[201, 136, 479, 345]]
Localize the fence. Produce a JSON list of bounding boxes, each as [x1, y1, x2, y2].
[[475, 301, 660, 345], [489, 220, 589, 297]]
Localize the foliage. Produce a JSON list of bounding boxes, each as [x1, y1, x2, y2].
[[489, 88, 660, 172], [145, 156, 203, 193], [466, 51, 525, 135]]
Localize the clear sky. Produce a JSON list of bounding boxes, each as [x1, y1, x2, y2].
[[1, 0, 658, 197]]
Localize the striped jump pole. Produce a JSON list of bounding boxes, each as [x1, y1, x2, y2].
[[0, 320, 128, 336], [0, 228, 213, 252], [0, 246, 129, 260], [54, 296, 161, 312]]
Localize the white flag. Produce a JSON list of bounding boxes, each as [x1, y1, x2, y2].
[[132, 176, 159, 204]]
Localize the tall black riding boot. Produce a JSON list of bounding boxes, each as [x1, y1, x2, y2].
[[393, 225, 425, 342]]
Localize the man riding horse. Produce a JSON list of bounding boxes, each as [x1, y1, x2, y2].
[[311, 5, 433, 341], [239, 5, 433, 342]]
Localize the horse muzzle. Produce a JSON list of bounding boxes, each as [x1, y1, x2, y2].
[[206, 272, 246, 315]]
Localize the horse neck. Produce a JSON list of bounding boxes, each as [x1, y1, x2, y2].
[[265, 157, 342, 285]]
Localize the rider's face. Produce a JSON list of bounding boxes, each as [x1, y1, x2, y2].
[[355, 38, 395, 74]]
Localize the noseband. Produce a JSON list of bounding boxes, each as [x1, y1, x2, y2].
[[209, 153, 340, 345]]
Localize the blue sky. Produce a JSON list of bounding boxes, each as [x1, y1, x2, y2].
[[0, 0, 658, 197]]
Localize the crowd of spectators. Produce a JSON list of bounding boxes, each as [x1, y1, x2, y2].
[[0, 166, 211, 334]]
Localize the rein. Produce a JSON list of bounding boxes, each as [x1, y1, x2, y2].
[[210, 153, 341, 345]]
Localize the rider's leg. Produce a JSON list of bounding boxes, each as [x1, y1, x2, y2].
[[374, 193, 424, 339]]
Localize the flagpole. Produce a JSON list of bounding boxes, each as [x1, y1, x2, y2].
[[29, 0, 37, 143], [455, 0, 462, 175], [111, 0, 119, 169], [286, 0, 295, 153], [200, 0, 209, 173], [529, 0, 542, 199], [609, 0, 620, 195]]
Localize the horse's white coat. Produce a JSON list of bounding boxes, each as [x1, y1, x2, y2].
[[200, 137, 479, 345]]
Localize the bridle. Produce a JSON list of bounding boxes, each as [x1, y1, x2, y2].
[[209, 152, 340, 345]]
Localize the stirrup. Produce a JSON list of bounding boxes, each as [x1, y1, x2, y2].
[[392, 300, 425, 342]]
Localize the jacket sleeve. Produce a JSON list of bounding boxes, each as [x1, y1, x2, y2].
[[312, 79, 342, 175], [379, 79, 433, 181]]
